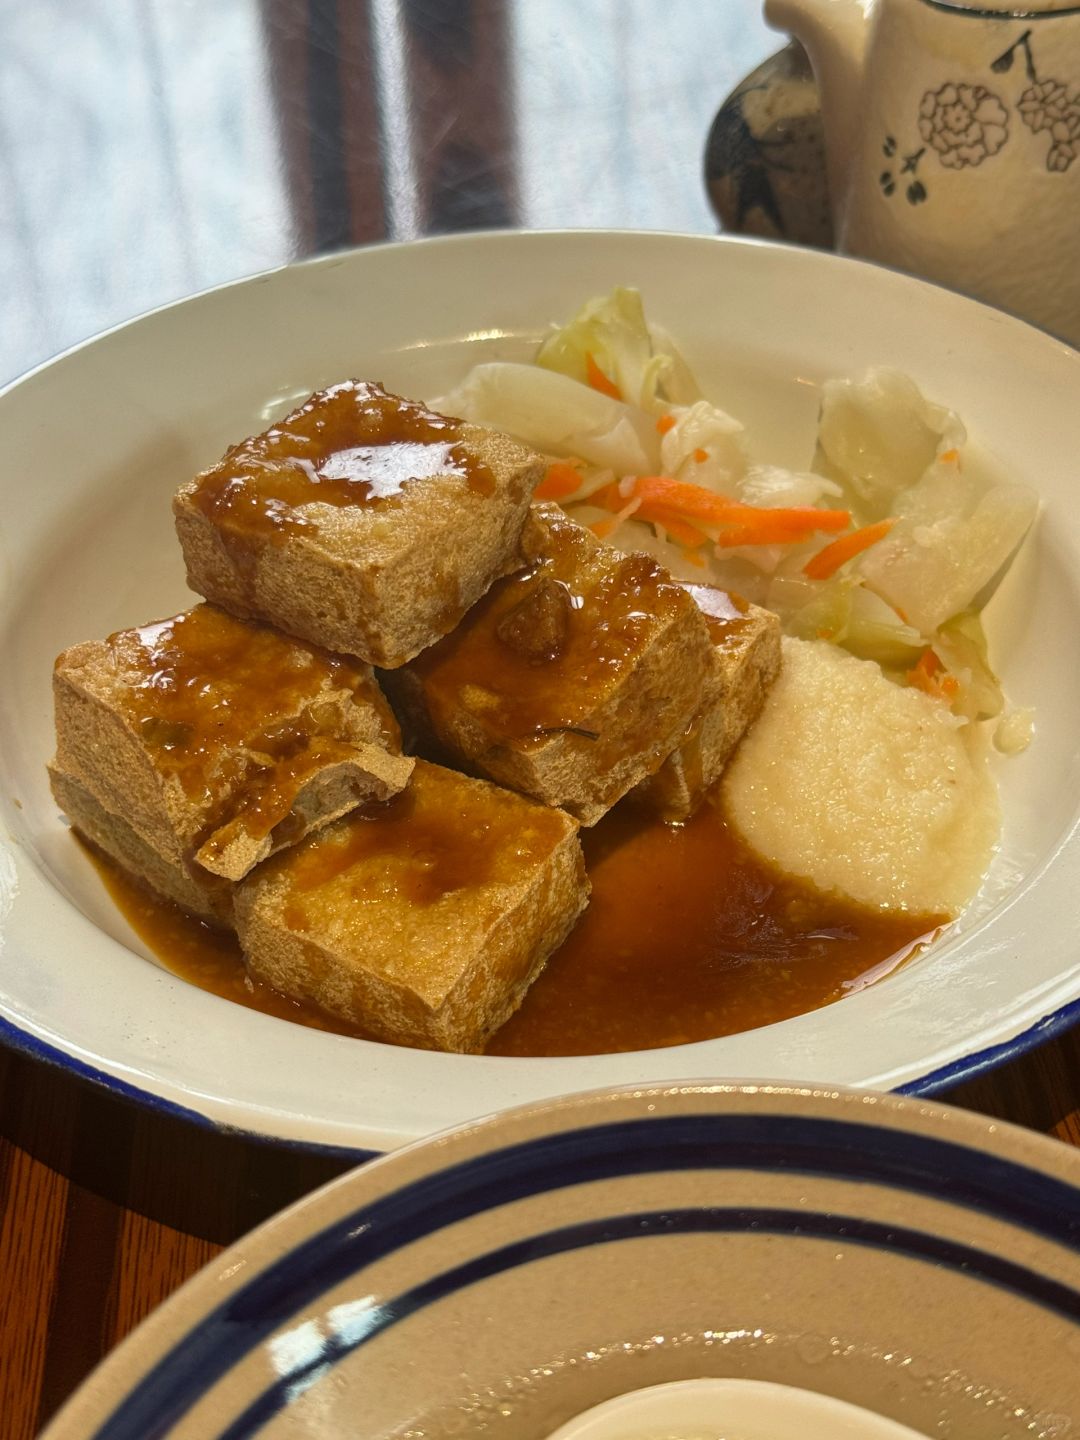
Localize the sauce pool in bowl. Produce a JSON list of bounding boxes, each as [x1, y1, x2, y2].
[[84, 793, 942, 1056]]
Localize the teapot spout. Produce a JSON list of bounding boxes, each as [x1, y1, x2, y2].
[[764, 0, 870, 208]]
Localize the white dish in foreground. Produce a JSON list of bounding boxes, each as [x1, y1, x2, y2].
[[39, 1084, 1080, 1439], [546, 1377, 928, 1439], [1, 230, 1079, 1154]]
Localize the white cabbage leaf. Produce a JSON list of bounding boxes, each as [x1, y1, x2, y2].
[[647, 321, 703, 406], [815, 368, 966, 520], [433, 361, 659, 475], [932, 611, 1004, 721], [857, 459, 1038, 634], [737, 463, 843, 510], [843, 585, 926, 669], [766, 570, 853, 643], [659, 401, 747, 490], [535, 286, 695, 413]]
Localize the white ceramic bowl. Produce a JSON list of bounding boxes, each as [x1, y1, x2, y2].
[[545, 1377, 930, 1439], [39, 1083, 1080, 1439], [1, 231, 1079, 1154]]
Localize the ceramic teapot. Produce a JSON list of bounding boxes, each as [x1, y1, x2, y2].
[[764, 0, 1080, 345]]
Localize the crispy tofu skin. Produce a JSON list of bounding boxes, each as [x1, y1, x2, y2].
[[48, 764, 235, 926], [173, 382, 542, 668], [52, 604, 413, 885], [384, 503, 716, 825], [633, 584, 781, 822], [234, 759, 589, 1052]]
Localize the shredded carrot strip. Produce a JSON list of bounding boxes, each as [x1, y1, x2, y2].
[[625, 476, 740, 524], [535, 461, 583, 500], [715, 516, 845, 548], [591, 479, 628, 512], [627, 476, 849, 536], [588, 516, 619, 539], [589, 474, 850, 552], [640, 505, 710, 548], [693, 447, 709, 463], [803, 518, 896, 581], [656, 413, 676, 434], [585, 352, 622, 400], [940, 448, 958, 464], [907, 648, 959, 701]]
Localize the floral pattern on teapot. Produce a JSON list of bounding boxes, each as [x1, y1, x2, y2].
[[879, 27, 1080, 206]]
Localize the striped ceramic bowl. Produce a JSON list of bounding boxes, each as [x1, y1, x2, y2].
[[42, 1082, 1080, 1439]]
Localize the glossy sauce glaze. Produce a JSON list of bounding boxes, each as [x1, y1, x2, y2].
[[266, 759, 573, 930], [100, 605, 399, 849], [188, 381, 496, 546], [409, 504, 707, 743], [87, 793, 942, 1056]]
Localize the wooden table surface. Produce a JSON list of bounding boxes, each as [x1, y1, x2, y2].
[[2, 4, 1078, 1436]]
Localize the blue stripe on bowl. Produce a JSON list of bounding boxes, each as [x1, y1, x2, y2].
[[214, 1205, 1080, 1440], [90, 1113, 1080, 1440], [5, 995, 1078, 1159], [899, 997, 1080, 1096], [0, 1015, 378, 1164]]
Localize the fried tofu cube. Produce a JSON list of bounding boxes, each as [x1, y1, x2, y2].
[[632, 584, 781, 822], [234, 759, 589, 1052], [52, 604, 413, 887], [385, 503, 716, 825], [173, 381, 542, 668], [48, 764, 235, 925]]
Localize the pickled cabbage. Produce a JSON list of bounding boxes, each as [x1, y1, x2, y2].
[[438, 288, 1036, 733]]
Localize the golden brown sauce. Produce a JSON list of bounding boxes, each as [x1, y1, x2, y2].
[[410, 505, 705, 743], [189, 381, 496, 547], [87, 792, 942, 1055], [490, 799, 943, 1054], [89, 851, 351, 1036], [266, 759, 572, 928], [102, 605, 398, 848]]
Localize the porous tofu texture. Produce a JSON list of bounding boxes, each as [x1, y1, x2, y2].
[[385, 503, 716, 825], [173, 381, 542, 667], [52, 604, 413, 883], [633, 584, 781, 822], [234, 759, 589, 1053], [48, 764, 235, 926]]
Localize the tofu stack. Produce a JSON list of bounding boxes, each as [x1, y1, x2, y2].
[[51, 379, 779, 1052], [386, 504, 713, 825], [51, 604, 415, 923]]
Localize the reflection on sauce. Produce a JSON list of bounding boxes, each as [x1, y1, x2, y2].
[[87, 793, 943, 1056], [317, 439, 461, 495], [410, 505, 704, 743], [679, 581, 753, 655], [188, 381, 496, 547]]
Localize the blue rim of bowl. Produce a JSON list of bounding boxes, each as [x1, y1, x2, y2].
[[4, 993, 1079, 1160], [3, 230, 1079, 1158], [79, 1110, 1080, 1440]]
